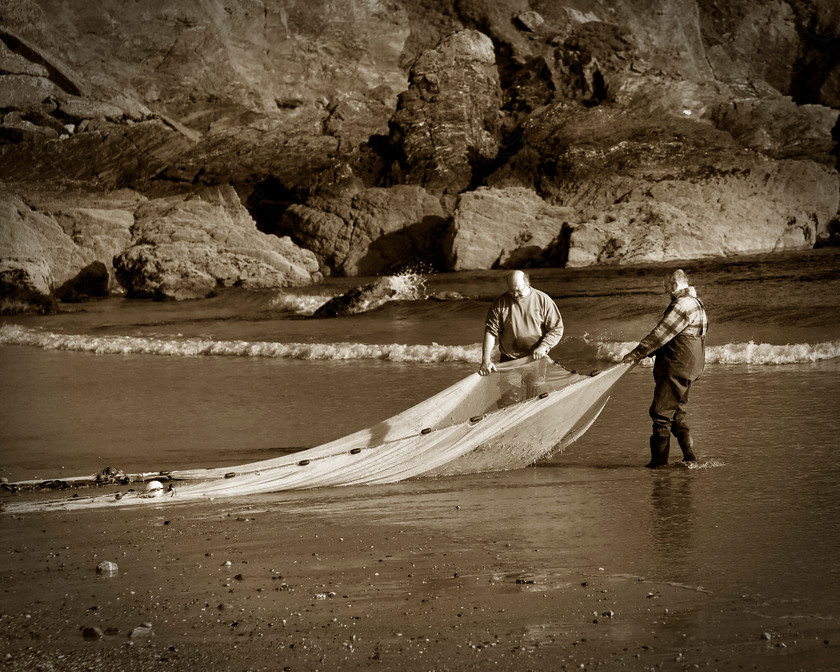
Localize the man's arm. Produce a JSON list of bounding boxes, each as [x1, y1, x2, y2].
[[480, 331, 497, 375], [622, 303, 690, 363], [533, 297, 564, 359]]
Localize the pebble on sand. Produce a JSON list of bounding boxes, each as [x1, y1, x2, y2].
[[82, 626, 104, 640], [95, 560, 118, 576]]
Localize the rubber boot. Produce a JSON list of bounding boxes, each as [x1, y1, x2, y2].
[[672, 427, 697, 462], [645, 435, 670, 469]]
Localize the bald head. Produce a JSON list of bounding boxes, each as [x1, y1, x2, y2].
[[506, 270, 531, 301]]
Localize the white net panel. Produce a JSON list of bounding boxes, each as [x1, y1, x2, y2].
[[2, 359, 633, 512]]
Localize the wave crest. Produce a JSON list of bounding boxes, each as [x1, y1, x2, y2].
[[594, 338, 840, 366], [0, 324, 481, 364], [1, 324, 837, 366]]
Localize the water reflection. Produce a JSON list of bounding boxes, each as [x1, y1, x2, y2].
[[649, 472, 696, 575]]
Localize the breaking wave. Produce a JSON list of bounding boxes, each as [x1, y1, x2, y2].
[[0, 324, 480, 363], [1, 324, 837, 366], [595, 338, 840, 366]]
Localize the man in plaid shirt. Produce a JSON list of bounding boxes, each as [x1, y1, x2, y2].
[[623, 269, 708, 468]]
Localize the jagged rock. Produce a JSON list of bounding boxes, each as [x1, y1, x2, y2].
[[711, 96, 839, 163], [0, 73, 62, 111], [388, 30, 503, 194], [444, 187, 575, 270], [56, 97, 135, 123], [515, 11, 545, 33], [0, 118, 196, 187], [114, 186, 320, 300], [280, 185, 448, 276], [55, 261, 110, 302], [0, 0, 411, 190]]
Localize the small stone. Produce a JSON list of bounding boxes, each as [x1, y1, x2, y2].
[[129, 624, 153, 639], [761, 632, 772, 640], [82, 626, 103, 640], [96, 560, 118, 576]]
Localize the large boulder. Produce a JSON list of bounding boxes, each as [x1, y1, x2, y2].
[[444, 187, 575, 270], [0, 196, 57, 313], [565, 160, 840, 265], [279, 185, 447, 276], [19, 189, 140, 287], [0, 187, 142, 309], [114, 186, 320, 300]]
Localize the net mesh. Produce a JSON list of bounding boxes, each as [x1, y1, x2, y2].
[[2, 359, 632, 512]]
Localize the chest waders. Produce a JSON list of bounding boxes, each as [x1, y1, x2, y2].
[[647, 298, 707, 468]]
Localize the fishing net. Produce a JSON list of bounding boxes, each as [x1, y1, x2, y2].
[[2, 359, 633, 512]]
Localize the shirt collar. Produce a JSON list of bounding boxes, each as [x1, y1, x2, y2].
[[672, 286, 695, 300]]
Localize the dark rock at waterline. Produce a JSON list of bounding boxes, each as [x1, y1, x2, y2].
[[56, 261, 109, 302], [312, 275, 426, 317], [312, 278, 400, 318], [429, 290, 466, 301]]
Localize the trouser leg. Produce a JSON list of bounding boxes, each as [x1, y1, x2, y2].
[[671, 395, 696, 461], [647, 375, 690, 468]]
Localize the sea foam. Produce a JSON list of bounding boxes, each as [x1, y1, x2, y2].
[[0, 323, 480, 363], [595, 338, 840, 366], [1, 324, 837, 366]]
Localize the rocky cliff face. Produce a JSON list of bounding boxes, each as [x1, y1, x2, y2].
[[1, 0, 838, 310]]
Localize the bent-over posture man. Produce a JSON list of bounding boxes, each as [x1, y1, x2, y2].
[[623, 269, 708, 468], [480, 270, 564, 376]]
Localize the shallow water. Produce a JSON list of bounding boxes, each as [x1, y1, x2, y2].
[[1, 249, 839, 639]]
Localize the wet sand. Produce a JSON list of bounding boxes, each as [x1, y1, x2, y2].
[[2, 488, 837, 672]]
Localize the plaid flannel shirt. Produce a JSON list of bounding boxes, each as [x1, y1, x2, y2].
[[635, 287, 708, 358]]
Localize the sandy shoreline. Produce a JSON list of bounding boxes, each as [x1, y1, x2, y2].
[[2, 487, 837, 672]]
